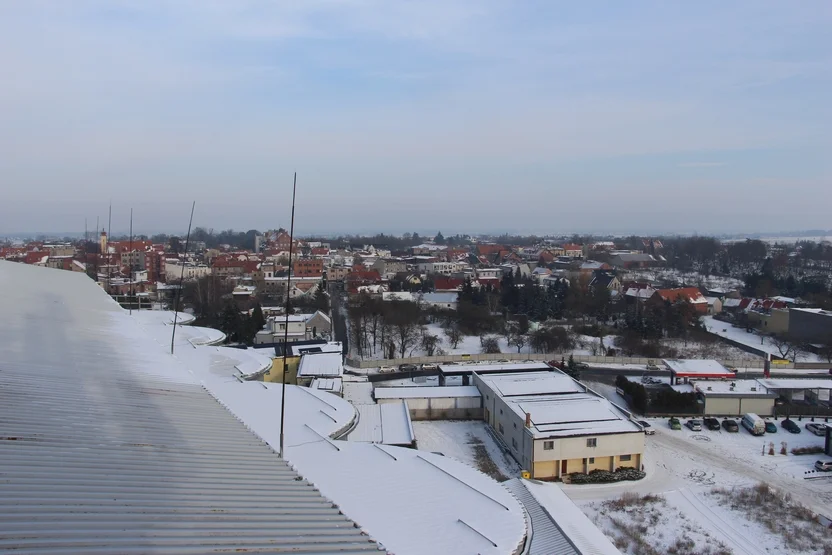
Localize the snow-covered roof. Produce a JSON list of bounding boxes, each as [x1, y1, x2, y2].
[[440, 362, 551, 374], [722, 297, 743, 307], [664, 359, 735, 378], [523, 481, 622, 555], [292, 341, 344, 356], [0, 260, 379, 553], [502, 479, 579, 555], [477, 371, 584, 397], [510, 394, 642, 438], [693, 379, 775, 397], [310, 377, 343, 394], [374, 385, 482, 399], [422, 292, 458, 303], [757, 378, 832, 391], [298, 351, 344, 378], [349, 401, 415, 446]]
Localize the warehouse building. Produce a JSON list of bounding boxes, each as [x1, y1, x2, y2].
[[474, 371, 644, 481], [692, 379, 777, 416], [374, 385, 482, 420]]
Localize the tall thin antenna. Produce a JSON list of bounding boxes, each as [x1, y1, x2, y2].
[[84, 218, 88, 245], [107, 202, 112, 291], [171, 201, 196, 355], [279, 172, 298, 459], [129, 208, 134, 315]]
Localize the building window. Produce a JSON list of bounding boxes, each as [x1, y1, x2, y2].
[[620, 454, 632, 461], [513, 423, 517, 429], [586, 438, 597, 448], [588, 457, 595, 464], [512, 438, 518, 449], [499, 409, 503, 415], [498, 423, 504, 434], [543, 441, 554, 450]]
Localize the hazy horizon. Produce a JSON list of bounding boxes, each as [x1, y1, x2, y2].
[[2, 2, 830, 235]]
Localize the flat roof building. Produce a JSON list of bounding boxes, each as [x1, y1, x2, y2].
[[474, 370, 644, 481], [665, 359, 736, 382]]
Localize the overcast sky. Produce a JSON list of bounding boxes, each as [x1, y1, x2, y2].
[[1, 1, 830, 236]]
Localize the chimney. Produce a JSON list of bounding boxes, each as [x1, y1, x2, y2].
[[525, 413, 531, 428]]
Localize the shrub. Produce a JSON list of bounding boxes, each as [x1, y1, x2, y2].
[[569, 467, 646, 484], [791, 445, 824, 455]]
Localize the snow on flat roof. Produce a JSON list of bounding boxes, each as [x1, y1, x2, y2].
[[349, 401, 415, 446], [445, 362, 550, 373], [289, 440, 526, 555], [292, 342, 343, 356], [514, 394, 638, 437], [374, 385, 482, 399], [478, 371, 584, 397], [664, 359, 735, 377], [693, 379, 775, 396], [757, 378, 832, 391], [297, 351, 344, 377], [310, 377, 343, 394], [523, 481, 622, 555]]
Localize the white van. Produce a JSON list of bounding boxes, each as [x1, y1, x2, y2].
[[741, 413, 766, 436]]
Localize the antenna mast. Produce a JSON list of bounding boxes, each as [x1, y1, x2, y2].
[[107, 203, 112, 291], [129, 208, 133, 315], [171, 202, 196, 355], [279, 172, 298, 459]]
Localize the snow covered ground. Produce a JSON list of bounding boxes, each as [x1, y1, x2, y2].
[[412, 420, 521, 482], [565, 418, 832, 554], [703, 316, 823, 362]]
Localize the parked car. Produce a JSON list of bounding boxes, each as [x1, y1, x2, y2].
[[806, 423, 828, 436], [722, 419, 739, 432], [764, 421, 777, 434], [815, 461, 832, 472], [686, 419, 702, 431], [780, 419, 801, 434], [703, 417, 721, 431], [669, 417, 681, 430], [638, 420, 655, 435], [575, 362, 590, 370]]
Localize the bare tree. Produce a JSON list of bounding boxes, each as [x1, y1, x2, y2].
[[444, 325, 463, 349], [384, 300, 423, 358], [770, 334, 795, 360], [505, 322, 528, 353]]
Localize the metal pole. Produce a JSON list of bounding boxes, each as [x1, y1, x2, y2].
[[171, 202, 196, 355], [279, 172, 298, 459], [129, 208, 133, 315]]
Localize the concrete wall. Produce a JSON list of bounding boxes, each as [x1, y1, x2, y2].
[[262, 356, 301, 384], [703, 396, 775, 417], [377, 397, 482, 420]]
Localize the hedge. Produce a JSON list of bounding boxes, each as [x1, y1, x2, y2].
[[569, 468, 646, 484]]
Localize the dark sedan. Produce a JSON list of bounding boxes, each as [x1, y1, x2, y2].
[[703, 417, 721, 431], [780, 419, 801, 434], [722, 419, 739, 432]]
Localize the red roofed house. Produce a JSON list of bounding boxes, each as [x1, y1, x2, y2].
[[650, 287, 709, 313], [561, 244, 584, 258], [434, 276, 464, 292]]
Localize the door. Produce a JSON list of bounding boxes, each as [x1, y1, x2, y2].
[[561, 460, 567, 475]]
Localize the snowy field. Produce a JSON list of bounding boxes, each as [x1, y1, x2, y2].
[[566, 418, 832, 554], [703, 316, 823, 363], [412, 420, 521, 482]]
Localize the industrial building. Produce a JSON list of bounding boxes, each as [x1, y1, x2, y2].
[[691, 379, 778, 416], [374, 385, 483, 420], [473, 370, 644, 481]]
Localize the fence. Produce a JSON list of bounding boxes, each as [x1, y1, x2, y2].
[[345, 352, 831, 370]]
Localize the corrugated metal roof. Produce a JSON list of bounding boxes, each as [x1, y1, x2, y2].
[[0, 261, 380, 554], [503, 479, 579, 555]]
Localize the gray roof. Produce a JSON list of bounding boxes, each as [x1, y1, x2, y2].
[[0, 261, 379, 554], [503, 479, 579, 555]]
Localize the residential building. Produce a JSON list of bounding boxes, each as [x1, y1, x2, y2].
[[609, 253, 659, 269], [164, 261, 211, 281], [255, 310, 331, 345], [561, 244, 583, 258], [327, 265, 352, 281], [704, 296, 723, 315], [649, 287, 708, 313], [294, 258, 324, 277], [474, 370, 644, 480]]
